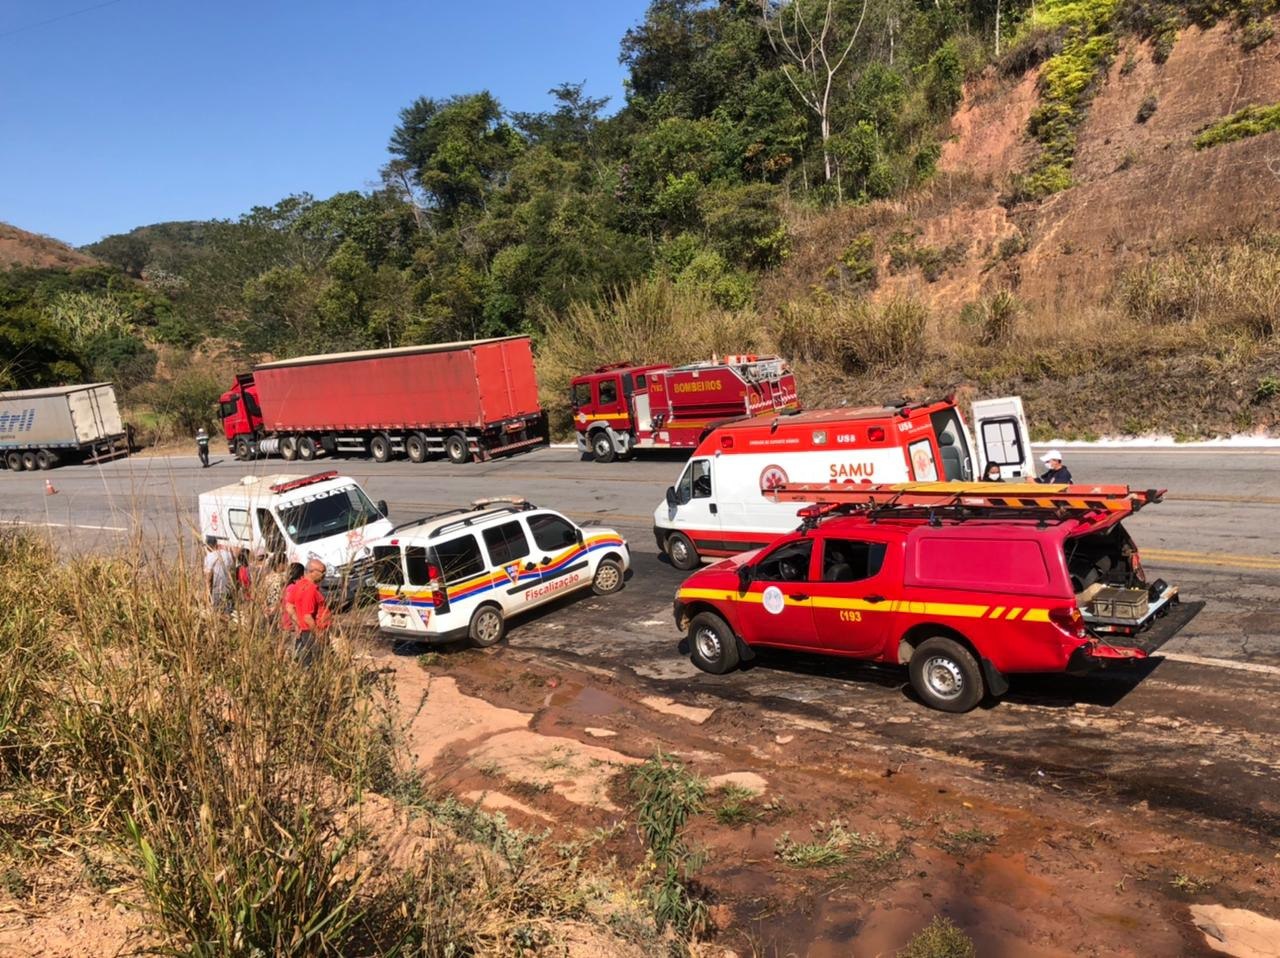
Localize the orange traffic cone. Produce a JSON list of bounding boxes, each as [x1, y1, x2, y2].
[[45, 479, 57, 495]]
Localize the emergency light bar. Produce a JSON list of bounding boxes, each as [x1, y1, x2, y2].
[[270, 471, 339, 493], [774, 481, 1165, 520]]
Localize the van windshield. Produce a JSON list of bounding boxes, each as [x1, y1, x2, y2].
[[276, 484, 382, 544]]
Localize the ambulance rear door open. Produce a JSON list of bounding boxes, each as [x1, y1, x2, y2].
[[971, 396, 1033, 480]]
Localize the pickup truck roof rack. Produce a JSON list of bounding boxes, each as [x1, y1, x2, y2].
[[770, 482, 1165, 529]]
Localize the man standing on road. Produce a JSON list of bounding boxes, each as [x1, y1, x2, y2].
[[203, 536, 234, 614], [289, 559, 332, 665], [1035, 449, 1073, 484], [196, 426, 210, 468]]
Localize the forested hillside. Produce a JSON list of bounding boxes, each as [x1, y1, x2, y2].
[[6, 0, 1280, 440]]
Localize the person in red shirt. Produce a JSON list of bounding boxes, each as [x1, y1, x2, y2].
[[280, 562, 306, 633], [287, 559, 331, 665]]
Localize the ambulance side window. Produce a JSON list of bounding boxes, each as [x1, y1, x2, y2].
[[691, 459, 712, 498], [257, 509, 286, 552], [227, 508, 251, 541], [598, 379, 617, 405]]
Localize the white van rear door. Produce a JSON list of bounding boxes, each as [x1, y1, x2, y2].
[[971, 396, 1033, 480]]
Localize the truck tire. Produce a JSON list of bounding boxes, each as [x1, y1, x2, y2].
[[3, 451, 19, 471], [689, 611, 741, 674], [591, 430, 616, 464], [665, 532, 700, 571], [405, 433, 428, 463], [370, 434, 393, 463], [35, 449, 55, 470], [446, 433, 470, 465], [468, 604, 505, 648], [908, 637, 985, 713], [20, 451, 38, 471], [234, 437, 253, 461], [297, 436, 318, 461], [280, 436, 298, 461], [591, 558, 625, 595]]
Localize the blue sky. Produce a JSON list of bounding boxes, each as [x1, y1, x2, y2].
[[0, 0, 649, 247]]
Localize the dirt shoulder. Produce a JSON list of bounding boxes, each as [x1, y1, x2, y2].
[[369, 634, 1280, 957]]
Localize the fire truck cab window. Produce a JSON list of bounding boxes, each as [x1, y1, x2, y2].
[[635, 373, 647, 389], [598, 379, 618, 405], [570, 383, 591, 409], [755, 540, 814, 583]]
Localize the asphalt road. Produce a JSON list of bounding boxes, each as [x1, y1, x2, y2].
[[4, 444, 1280, 838]]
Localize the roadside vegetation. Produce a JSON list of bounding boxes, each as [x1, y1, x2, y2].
[[0, 528, 662, 955], [4, 0, 1279, 442]]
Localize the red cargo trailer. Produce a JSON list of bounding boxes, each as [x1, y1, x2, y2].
[[220, 336, 546, 464], [570, 355, 800, 463]]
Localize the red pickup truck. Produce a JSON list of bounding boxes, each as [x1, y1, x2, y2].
[[673, 483, 1198, 712]]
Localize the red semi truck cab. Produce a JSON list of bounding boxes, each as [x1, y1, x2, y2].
[[570, 356, 800, 463]]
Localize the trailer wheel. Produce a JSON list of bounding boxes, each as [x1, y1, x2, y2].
[[405, 433, 428, 463], [234, 437, 253, 461], [446, 433, 470, 465], [20, 451, 38, 471], [297, 436, 318, 461], [35, 450, 55, 470], [591, 430, 616, 464], [468, 604, 505, 648], [4, 451, 21, 471], [689, 611, 740, 675], [280, 436, 298, 461], [370, 434, 393, 463], [665, 532, 700, 571], [908, 637, 985, 713]]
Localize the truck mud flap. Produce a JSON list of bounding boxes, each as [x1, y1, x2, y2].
[[1129, 599, 1204, 656]]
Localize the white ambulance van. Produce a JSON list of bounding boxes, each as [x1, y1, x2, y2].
[[198, 470, 393, 600], [652, 397, 1031, 569]]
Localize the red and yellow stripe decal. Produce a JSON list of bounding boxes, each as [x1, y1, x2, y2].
[[676, 587, 1052, 621]]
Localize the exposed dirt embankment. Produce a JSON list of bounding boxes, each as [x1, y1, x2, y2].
[[764, 19, 1280, 439]]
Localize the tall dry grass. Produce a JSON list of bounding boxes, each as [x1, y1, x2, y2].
[[0, 528, 647, 956]]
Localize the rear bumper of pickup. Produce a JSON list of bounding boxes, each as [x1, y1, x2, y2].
[[1070, 595, 1204, 669]]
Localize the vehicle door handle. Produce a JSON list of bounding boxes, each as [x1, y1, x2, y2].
[[540, 556, 552, 565], [864, 594, 885, 604], [524, 562, 537, 572], [790, 593, 810, 601], [710, 504, 718, 514]]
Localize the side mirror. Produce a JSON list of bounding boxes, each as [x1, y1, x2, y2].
[[737, 563, 753, 593], [575, 528, 585, 548], [376, 499, 389, 518], [665, 486, 678, 508]]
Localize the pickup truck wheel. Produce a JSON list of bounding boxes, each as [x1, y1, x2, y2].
[[234, 437, 253, 461], [35, 449, 55, 470], [405, 433, 428, 463], [370, 434, 392, 463], [689, 611, 740, 674], [446, 433, 470, 465], [665, 532, 699, 571], [280, 436, 298, 461], [469, 605, 505, 648], [591, 430, 616, 464], [909, 637, 985, 713], [20, 451, 38, 471], [297, 437, 318, 461], [4, 451, 21, 471], [592, 558, 624, 595]]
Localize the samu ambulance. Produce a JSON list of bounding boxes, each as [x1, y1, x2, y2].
[[652, 396, 1032, 569], [198, 471, 392, 601]]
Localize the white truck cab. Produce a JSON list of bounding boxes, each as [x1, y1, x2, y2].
[[370, 498, 630, 647], [198, 470, 392, 600]]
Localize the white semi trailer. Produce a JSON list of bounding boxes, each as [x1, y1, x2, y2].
[[0, 383, 129, 470]]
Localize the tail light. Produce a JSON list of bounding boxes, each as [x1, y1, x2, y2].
[[428, 564, 449, 612], [868, 426, 886, 442], [1049, 606, 1088, 639]]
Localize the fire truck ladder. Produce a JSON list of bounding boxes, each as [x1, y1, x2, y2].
[[769, 482, 1165, 527]]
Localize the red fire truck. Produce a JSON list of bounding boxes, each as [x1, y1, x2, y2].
[[570, 356, 800, 463]]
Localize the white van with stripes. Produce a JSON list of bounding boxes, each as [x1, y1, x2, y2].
[[370, 498, 630, 646], [654, 396, 1032, 570]]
